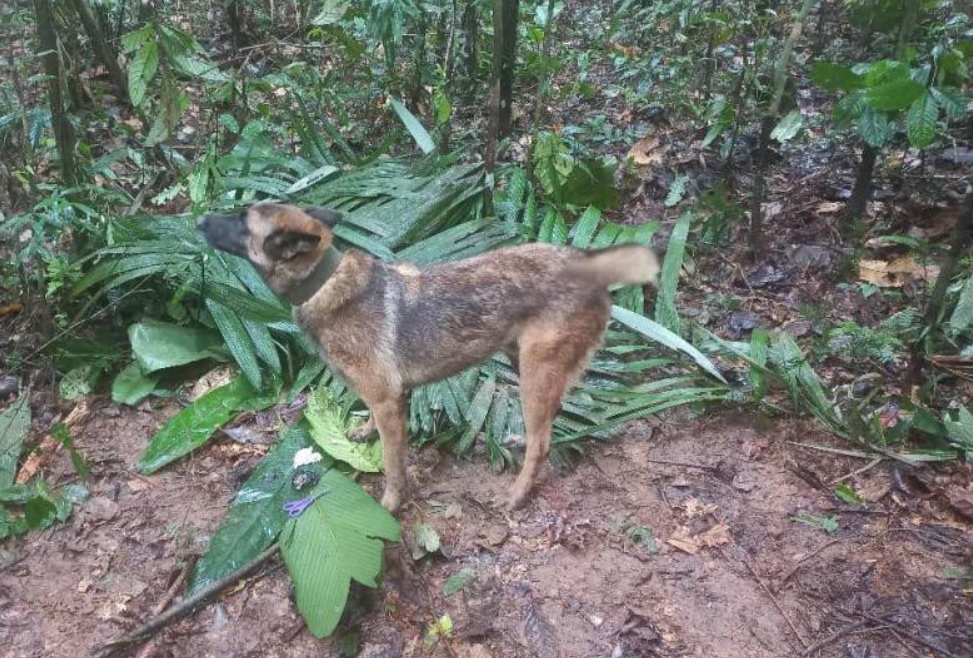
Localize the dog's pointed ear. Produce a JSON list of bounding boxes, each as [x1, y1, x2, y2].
[[305, 208, 342, 226], [264, 230, 321, 260]]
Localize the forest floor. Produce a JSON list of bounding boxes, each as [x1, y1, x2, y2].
[[1, 396, 970, 658]]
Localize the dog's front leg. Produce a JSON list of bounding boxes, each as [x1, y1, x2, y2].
[[368, 393, 409, 512]]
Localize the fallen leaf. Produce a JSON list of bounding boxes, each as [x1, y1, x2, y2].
[[697, 522, 732, 548], [16, 401, 89, 484], [666, 526, 701, 554], [191, 366, 236, 400], [610, 43, 642, 58], [815, 201, 843, 215], [858, 257, 940, 288], [683, 498, 718, 518], [946, 487, 973, 520], [627, 134, 666, 166]]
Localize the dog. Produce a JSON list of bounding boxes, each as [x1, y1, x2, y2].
[[198, 204, 658, 511]]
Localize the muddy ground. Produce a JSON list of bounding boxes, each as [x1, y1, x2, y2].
[[1, 398, 970, 658]]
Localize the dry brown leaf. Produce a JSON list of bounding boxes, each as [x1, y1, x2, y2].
[[683, 498, 718, 519], [16, 400, 90, 484], [858, 257, 940, 288], [666, 527, 701, 555], [815, 201, 843, 215], [698, 522, 732, 548], [627, 134, 665, 166], [610, 43, 642, 58], [191, 366, 236, 400], [946, 487, 973, 520]]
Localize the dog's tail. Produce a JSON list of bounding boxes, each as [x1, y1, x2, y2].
[[569, 245, 660, 287]]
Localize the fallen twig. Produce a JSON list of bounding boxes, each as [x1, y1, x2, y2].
[[150, 558, 196, 617], [643, 457, 721, 472], [736, 553, 808, 649], [855, 610, 961, 658], [799, 620, 872, 657], [777, 539, 841, 589], [89, 544, 280, 658], [829, 456, 883, 485]]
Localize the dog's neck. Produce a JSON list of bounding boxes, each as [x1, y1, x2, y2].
[[285, 246, 343, 306]]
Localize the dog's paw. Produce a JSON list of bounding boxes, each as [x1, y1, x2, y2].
[[493, 489, 528, 512], [381, 489, 403, 513]]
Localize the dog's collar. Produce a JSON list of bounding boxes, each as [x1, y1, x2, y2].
[[285, 246, 343, 306]]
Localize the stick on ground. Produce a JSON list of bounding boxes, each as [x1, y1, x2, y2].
[[89, 544, 280, 658]]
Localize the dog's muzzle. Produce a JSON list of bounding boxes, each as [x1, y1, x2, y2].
[[197, 214, 250, 258]]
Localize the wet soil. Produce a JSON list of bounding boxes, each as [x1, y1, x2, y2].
[[2, 400, 970, 658]]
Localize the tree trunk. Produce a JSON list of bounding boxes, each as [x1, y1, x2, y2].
[[845, 144, 878, 221], [498, 0, 519, 137], [484, 0, 505, 216], [748, 116, 774, 255], [809, 0, 832, 61], [227, 0, 248, 49], [68, 0, 128, 98], [410, 7, 428, 111], [33, 0, 78, 186], [924, 188, 973, 330], [845, 0, 919, 223], [747, 0, 815, 259], [701, 0, 719, 102], [462, 0, 478, 106]]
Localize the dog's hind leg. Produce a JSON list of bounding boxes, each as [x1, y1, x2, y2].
[[365, 392, 410, 512], [503, 310, 607, 510]]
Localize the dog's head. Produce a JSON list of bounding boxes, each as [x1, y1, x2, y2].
[[197, 204, 342, 296]]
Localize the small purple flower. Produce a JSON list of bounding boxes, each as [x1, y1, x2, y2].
[[283, 489, 330, 518], [283, 497, 315, 518]]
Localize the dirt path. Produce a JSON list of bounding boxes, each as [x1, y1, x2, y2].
[[1, 401, 970, 658]]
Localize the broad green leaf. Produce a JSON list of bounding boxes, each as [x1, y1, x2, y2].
[[931, 87, 968, 120], [443, 567, 475, 596], [944, 407, 973, 460], [0, 396, 31, 489], [906, 91, 939, 148], [865, 78, 925, 111], [864, 60, 911, 86], [305, 387, 382, 472], [59, 366, 96, 401], [286, 164, 340, 196], [833, 484, 862, 505], [312, 0, 351, 25], [950, 273, 973, 334], [769, 334, 841, 432], [811, 62, 864, 92], [655, 212, 691, 333], [206, 299, 263, 390], [138, 374, 278, 474], [664, 175, 690, 207], [561, 157, 619, 210], [129, 41, 159, 107], [857, 108, 894, 148], [792, 513, 839, 533], [129, 320, 226, 373], [412, 521, 441, 559], [280, 469, 399, 637], [571, 206, 601, 248], [612, 306, 726, 383], [456, 375, 496, 453], [390, 98, 436, 154], [112, 362, 160, 406], [188, 426, 318, 595], [771, 110, 803, 142]]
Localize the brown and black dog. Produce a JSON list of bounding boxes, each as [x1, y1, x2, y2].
[[198, 204, 658, 511]]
